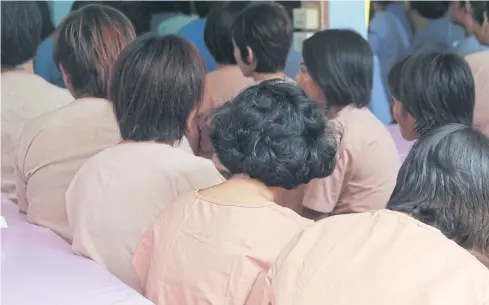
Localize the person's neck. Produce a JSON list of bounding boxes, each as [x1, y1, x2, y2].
[[226, 174, 281, 202], [216, 64, 237, 71], [410, 13, 430, 30], [326, 105, 346, 119], [1, 60, 35, 74], [251, 71, 288, 82], [119, 139, 176, 146]]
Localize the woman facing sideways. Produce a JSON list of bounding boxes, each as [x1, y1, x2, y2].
[[132, 79, 339, 305], [66, 34, 224, 290], [296, 29, 400, 219]]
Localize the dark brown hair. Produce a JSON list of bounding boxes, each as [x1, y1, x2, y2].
[[109, 34, 205, 142], [53, 4, 136, 99]]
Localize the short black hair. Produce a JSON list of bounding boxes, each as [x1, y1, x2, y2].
[[209, 79, 340, 190], [388, 124, 489, 257], [194, 1, 217, 18], [302, 29, 373, 109], [37, 1, 55, 41], [71, 1, 151, 35], [204, 1, 250, 65], [232, 2, 293, 73], [388, 56, 410, 101], [110, 34, 205, 143], [1, 1, 42, 69], [409, 1, 450, 19], [397, 50, 474, 137]]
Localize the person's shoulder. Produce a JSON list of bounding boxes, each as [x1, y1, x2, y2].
[[466, 50, 489, 66], [266, 204, 313, 229]]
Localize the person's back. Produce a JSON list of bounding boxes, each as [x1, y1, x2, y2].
[[134, 191, 311, 304], [408, 1, 464, 53], [67, 142, 222, 289], [303, 106, 399, 215], [133, 80, 339, 305], [386, 1, 414, 42], [248, 210, 489, 305], [15, 4, 136, 240], [67, 34, 224, 290], [1, 2, 71, 201]]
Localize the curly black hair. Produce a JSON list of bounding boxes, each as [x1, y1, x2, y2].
[[209, 79, 340, 190]]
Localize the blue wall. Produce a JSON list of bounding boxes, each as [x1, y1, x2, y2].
[[328, 0, 367, 38]]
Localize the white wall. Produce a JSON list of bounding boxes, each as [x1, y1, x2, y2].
[[328, 0, 367, 38]]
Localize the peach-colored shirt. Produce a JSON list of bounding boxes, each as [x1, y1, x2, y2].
[[247, 210, 489, 305], [2, 72, 71, 201], [302, 105, 400, 214], [132, 191, 312, 305], [188, 66, 254, 158], [466, 51, 489, 137], [15, 98, 120, 241], [67, 143, 224, 290]]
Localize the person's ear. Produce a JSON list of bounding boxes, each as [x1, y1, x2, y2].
[[246, 46, 257, 70]]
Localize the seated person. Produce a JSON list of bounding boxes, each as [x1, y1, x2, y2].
[[132, 80, 339, 305], [297, 29, 400, 219], [15, 4, 136, 240], [247, 124, 489, 305], [1, 2, 71, 201], [232, 2, 294, 82], [450, 1, 489, 57], [177, 1, 217, 72], [369, 1, 410, 95], [66, 34, 224, 290], [34, 1, 150, 88], [390, 50, 474, 140], [462, 1, 489, 136], [187, 1, 254, 158], [407, 1, 465, 53]]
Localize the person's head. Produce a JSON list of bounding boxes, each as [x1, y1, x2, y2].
[[204, 1, 250, 65], [209, 79, 339, 191], [232, 2, 293, 77], [54, 4, 136, 99], [407, 1, 450, 20], [298, 29, 373, 113], [194, 1, 217, 18], [392, 50, 474, 141], [71, 1, 150, 36], [1, 1, 42, 70], [110, 34, 205, 143], [388, 124, 489, 267], [469, 1, 489, 45]]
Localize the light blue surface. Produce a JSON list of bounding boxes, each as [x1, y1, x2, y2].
[[34, 36, 66, 88], [328, 0, 367, 38], [368, 10, 409, 101], [386, 2, 413, 42], [369, 55, 392, 125], [178, 18, 217, 73]]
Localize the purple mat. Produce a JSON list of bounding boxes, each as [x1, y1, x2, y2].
[[386, 124, 414, 162], [1, 195, 153, 305]]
